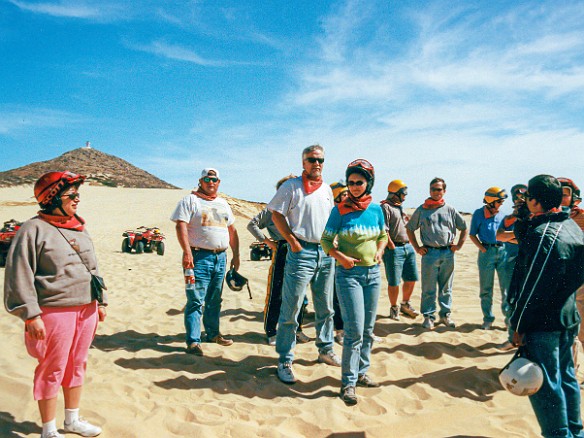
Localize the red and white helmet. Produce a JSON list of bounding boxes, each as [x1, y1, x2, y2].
[[34, 171, 85, 208]]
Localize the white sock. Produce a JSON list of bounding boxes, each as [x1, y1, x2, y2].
[[65, 408, 79, 424], [42, 419, 57, 435]]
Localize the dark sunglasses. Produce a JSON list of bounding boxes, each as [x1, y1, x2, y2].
[[305, 157, 325, 164], [431, 187, 444, 192], [348, 180, 366, 186], [524, 192, 534, 201], [62, 192, 80, 200], [202, 177, 219, 183], [494, 199, 504, 205]]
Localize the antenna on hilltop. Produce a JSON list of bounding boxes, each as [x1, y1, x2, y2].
[[85, 141, 91, 149]]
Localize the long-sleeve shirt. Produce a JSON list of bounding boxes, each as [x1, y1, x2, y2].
[[247, 207, 284, 242], [4, 217, 106, 321], [321, 204, 388, 267]]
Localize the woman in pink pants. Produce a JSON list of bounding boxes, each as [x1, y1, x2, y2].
[[4, 171, 107, 438]]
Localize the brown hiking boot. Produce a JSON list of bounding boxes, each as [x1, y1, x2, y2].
[[208, 334, 233, 346]]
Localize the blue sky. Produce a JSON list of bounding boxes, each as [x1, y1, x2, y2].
[[1, 0, 583, 212]]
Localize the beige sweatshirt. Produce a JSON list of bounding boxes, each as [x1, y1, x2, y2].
[[4, 217, 108, 321]]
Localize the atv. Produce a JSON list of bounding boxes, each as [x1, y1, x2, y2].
[[0, 219, 22, 267], [249, 241, 272, 261], [122, 226, 165, 255]]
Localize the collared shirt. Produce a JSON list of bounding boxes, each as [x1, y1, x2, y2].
[[470, 207, 504, 244]]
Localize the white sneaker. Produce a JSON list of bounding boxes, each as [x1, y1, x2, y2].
[[277, 362, 296, 384], [317, 350, 341, 367], [63, 418, 102, 437], [481, 321, 493, 330], [267, 335, 276, 346], [438, 314, 456, 328], [41, 431, 64, 438]]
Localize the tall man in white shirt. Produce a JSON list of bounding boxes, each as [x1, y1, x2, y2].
[[268, 145, 339, 384]]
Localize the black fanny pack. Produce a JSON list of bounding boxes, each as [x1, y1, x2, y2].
[[90, 274, 107, 304]]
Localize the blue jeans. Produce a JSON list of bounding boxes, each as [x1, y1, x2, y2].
[[420, 248, 454, 319], [525, 330, 584, 438], [184, 250, 227, 345], [336, 265, 381, 387], [276, 241, 335, 363], [478, 246, 509, 323]]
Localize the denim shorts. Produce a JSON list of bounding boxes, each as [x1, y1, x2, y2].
[[383, 243, 419, 286]]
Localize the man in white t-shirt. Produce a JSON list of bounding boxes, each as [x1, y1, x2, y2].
[[170, 168, 240, 356], [268, 145, 339, 384]]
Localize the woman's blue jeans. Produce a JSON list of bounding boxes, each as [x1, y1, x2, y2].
[[336, 264, 381, 387], [525, 330, 584, 438], [184, 250, 227, 344], [276, 242, 335, 364]]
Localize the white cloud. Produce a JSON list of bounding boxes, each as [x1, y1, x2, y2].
[[9, 0, 101, 18], [0, 107, 86, 134], [131, 40, 261, 67]]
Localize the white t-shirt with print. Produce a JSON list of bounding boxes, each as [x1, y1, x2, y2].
[[267, 176, 333, 243], [170, 194, 235, 250]]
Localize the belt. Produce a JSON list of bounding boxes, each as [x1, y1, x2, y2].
[[482, 243, 503, 248], [426, 245, 451, 250], [298, 239, 321, 247], [393, 242, 409, 247], [191, 247, 227, 254]]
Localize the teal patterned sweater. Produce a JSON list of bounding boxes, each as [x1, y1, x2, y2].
[[321, 204, 388, 267]]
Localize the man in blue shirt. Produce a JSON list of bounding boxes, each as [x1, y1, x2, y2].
[[469, 187, 508, 330]]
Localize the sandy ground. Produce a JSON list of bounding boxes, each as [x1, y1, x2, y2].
[[0, 185, 561, 437]]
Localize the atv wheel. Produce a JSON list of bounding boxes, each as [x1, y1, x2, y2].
[[122, 238, 132, 253], [135, 241, 145, 254], [157, 241, 165, 256], [0, 252, 5, 267], [144, 242, 153, 253], [250, 248, 260, 261]]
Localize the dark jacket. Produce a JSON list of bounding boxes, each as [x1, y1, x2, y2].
[[508, 211, 584, 334]]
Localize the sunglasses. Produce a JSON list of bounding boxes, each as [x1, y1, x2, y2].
[[431, 187, 444, 192], [348, 180, 366, 186], [62, 192, 80, 200], [202, 177, 219, 183], [305, 157, 325, 164], [494, 200, 504, 205], [524, 192, 534, 201]]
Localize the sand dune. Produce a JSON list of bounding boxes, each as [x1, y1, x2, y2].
[[0, 186, 560, 437]]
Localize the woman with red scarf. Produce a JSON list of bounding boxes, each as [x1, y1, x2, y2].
[[4, 171, 106, 438], [321, 159, 388, 406]]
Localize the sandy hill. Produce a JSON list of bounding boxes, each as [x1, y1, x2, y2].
[[0, 147, 178, 189]]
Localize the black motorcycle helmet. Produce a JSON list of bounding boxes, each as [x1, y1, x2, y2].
[[225, 268, 252, 299]]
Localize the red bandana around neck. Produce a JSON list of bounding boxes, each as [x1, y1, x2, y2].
[[381, 197, 402, 207], [422, 198, 445, 209], [338, 194, 372, 216], [301, 171, 323, 195], [483, 206, 496, 219], [38, 212, 85, 231], [193, 188, 217, 201]]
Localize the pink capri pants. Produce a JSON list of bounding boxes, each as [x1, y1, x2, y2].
[[25, 302, 98, 401]]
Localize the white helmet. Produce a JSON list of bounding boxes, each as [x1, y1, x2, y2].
[[499, 355, 543, 396]]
